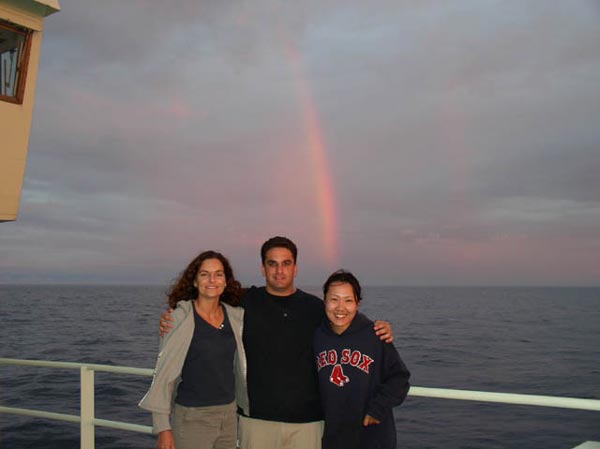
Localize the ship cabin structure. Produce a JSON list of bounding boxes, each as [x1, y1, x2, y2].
[[0, 0, 59, 222]]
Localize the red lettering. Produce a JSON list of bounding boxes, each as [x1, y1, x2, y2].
[[327, 350, 337, 365], [340, 349, 351, 364], [358, 354, 374, 373], [318, 351, 327, 369], [350, 350, 361, 366]]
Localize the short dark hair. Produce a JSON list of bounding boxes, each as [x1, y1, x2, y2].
[[323, 269, 362, 302], [260, 236, 298, 264]]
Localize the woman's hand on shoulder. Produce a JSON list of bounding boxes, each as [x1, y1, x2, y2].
[[157, 429, 175, 449]]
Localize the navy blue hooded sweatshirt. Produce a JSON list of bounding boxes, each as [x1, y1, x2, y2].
[[313, 313, 410, 449]]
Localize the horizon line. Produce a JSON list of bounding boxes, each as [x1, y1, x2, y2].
[[1, 282, 598, 288]]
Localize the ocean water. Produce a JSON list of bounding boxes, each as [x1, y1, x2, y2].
[[0, 285, 599, 449]]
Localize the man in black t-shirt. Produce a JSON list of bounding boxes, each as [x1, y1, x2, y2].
[[237, 236, 325, 449]]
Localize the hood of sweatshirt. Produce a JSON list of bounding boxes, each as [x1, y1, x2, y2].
[[320, 311, 373, 337]]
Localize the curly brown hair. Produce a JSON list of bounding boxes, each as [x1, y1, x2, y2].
[[166, 250, 242, 309]]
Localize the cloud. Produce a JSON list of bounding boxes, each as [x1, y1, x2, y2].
[[1, 0, 599, 285]]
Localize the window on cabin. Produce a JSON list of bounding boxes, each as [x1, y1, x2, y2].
[[0, 20, 32, 104]]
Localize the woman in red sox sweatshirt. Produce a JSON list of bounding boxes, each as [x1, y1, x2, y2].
[[313, 270, 410, 449]]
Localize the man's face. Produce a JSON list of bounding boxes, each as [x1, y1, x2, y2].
[[262, 247, 298, 296]]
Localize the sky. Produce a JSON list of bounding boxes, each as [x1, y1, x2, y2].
[[1, 0, 599, 286]]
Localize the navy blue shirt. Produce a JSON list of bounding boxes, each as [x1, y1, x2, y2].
[[313, 313, 410, 449], [176, 305, 236, 407]]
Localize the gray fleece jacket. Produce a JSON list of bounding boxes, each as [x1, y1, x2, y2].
[[139, 300, 249, 433]]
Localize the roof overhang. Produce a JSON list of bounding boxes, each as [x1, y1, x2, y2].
[[32, 0, 60, 16], [1, 0, 60, 18]]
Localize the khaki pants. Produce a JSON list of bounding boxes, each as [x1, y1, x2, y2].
[[238, 416, 323, 449], [172, 401, 237, 449]]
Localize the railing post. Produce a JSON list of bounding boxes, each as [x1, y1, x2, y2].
[[80, 366, 95, 449]]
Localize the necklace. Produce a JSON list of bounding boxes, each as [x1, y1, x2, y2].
[[194, 300, 224, 330]]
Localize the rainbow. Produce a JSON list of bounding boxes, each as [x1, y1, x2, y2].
[[283, 42, 338, 268]]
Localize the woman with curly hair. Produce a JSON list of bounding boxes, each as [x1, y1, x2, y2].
[[140, 250, 249, 449]]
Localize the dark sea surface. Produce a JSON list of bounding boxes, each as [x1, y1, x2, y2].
[[1, 285, 599, 449]]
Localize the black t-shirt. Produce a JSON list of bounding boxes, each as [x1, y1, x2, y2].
[[241, 286, 324, 422], [176, 305, 236, 407]]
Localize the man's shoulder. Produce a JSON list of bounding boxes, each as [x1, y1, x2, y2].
[[241, 285, 265, 299], [240, 286, 323, 310], [293, 290, 324, 320], [241, 286, 320, 301], [294, 288, 319, 299], [294, 288, 323, 306], [239, 286, 265, 308]]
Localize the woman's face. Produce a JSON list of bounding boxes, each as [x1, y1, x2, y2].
[[194, 258, 226, 301], [324, 281, 359, 335]]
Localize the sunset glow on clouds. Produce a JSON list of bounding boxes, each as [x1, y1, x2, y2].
[[1, 0, 599, 286]]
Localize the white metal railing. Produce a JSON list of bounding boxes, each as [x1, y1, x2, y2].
[[0, 357, 153, 449], [1, 357, 600, 449], [409, 386, 600, 411]]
